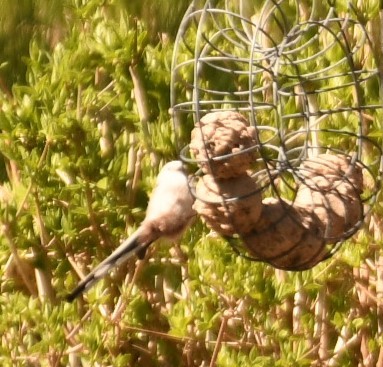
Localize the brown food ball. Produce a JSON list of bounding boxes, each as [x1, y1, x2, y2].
[[189, 111, 258, 179], [295, 154, 363, 241], [194, 174, 263, 236], [298, 153, 363, 189], [242, 198, 328, 270], [242, 154, 364, 270]]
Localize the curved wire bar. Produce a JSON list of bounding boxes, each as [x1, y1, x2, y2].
[[171, 0, 383, 269]]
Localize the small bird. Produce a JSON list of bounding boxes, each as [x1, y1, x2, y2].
[[66, 161, 196, 302]]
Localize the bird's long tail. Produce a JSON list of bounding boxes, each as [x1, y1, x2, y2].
[[66, 230, 149, 302]]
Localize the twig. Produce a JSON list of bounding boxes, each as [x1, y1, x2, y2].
[[66, 308, 94, 341], [293, 274, 305, 336], [111, 256, 148, 323], [327, 332, 361, 366], [33, 248, 55, 303], [126, 143, 143, 211], [82, 179, 113, 249], [129, 64, 150, 138], [1, 223, 37, 296], [355, 281, 378, 305], [209, 313, 229, 367], [306, 93, 321, 158], [15, 140, 50, 218], [67, 255, 87, 280], [314, 286, 329, 361], [126, 133, 138, 207], [33, 193, 55, 303], [122, 325, 194, 343]]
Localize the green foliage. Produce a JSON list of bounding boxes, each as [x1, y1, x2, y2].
[[0, 0, 383, 366], [0, 0, 66, 89]]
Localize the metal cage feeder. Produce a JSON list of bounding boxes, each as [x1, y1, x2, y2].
[[170, 0, 383, 270]]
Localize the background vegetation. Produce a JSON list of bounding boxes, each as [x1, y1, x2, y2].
[[0, 0, 383, 366]]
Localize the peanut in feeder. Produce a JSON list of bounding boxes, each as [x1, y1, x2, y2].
[[171, 0, 383, 270]]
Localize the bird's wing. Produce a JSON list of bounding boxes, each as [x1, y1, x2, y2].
[[66, 230, 147, 302]]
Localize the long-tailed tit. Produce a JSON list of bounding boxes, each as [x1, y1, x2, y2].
[[66, 161, 195, 302]]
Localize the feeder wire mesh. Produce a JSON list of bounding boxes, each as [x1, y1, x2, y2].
[[170, 0, 383, 270]]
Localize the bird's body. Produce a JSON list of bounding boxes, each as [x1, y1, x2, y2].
[[66, 161, 195, 302]]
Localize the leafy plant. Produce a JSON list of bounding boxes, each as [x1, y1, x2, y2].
[[0, 0, 383, 366]]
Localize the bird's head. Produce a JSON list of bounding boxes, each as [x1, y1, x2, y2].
[[159, 160, 185, 174]]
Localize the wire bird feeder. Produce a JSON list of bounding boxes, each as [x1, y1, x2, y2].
[[170, 0, 383, 270]]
